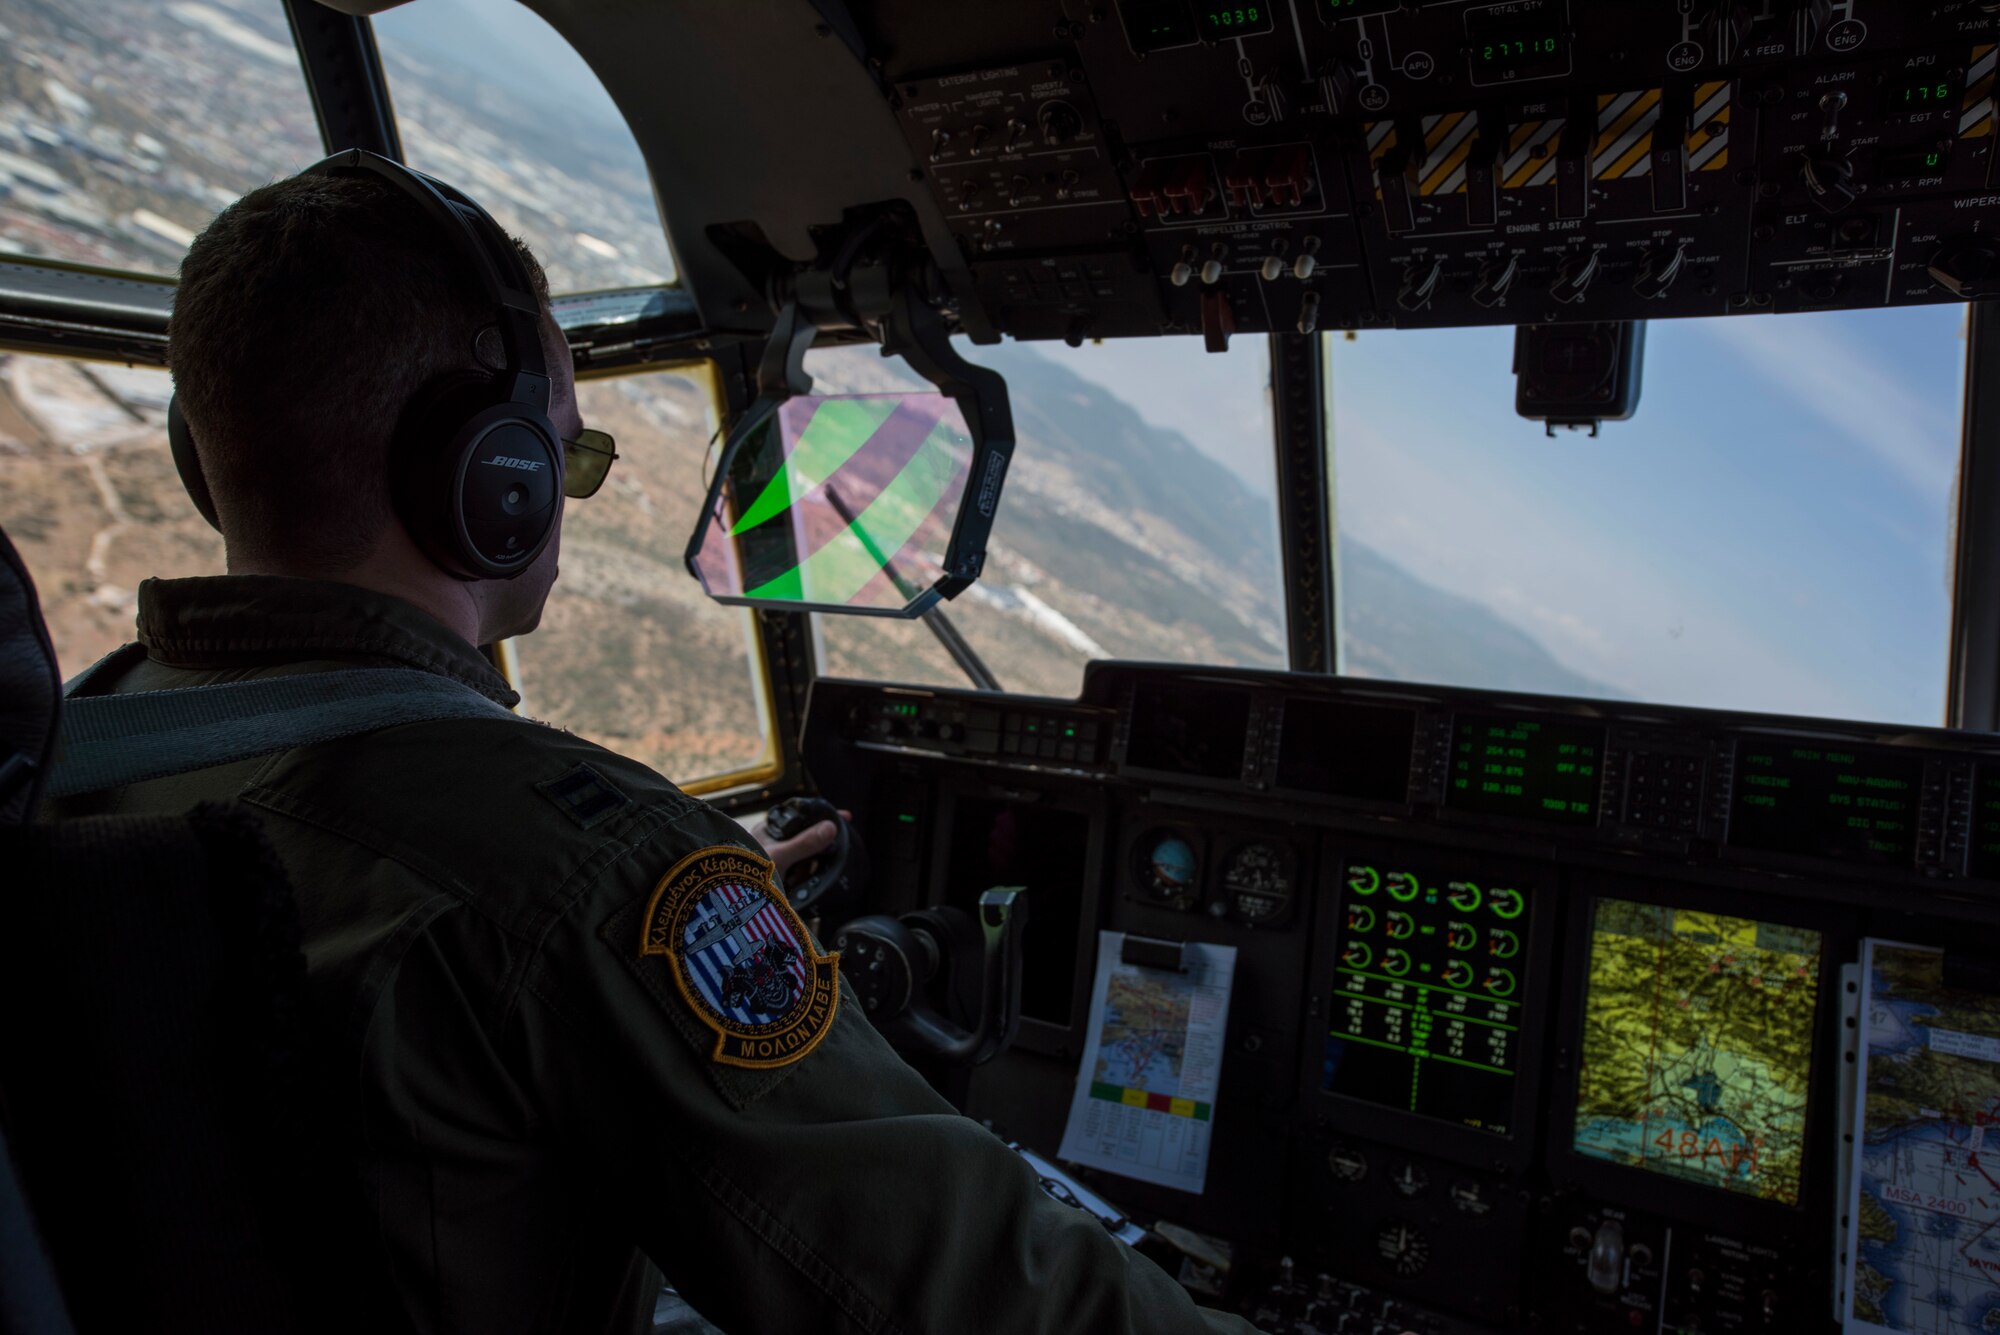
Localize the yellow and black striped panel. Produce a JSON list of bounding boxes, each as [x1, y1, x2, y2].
[[1688, 80, 1731, 173], [1588, 83, 1731, 180], [1964, 44, 1996, 140], [1502, 118, 1564, 189], [1418, 111, 1479, 196], [1365, 119, 1398, 197], [1593, 89, 1662, 179]]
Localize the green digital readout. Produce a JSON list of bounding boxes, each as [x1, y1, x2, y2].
[[1466, 6, 1569, 84], [1120, 0, 1197, 53], [1478, 35, 1560, 64], [1881, 69, 1963, 119], [1446, 715, 1603, 827], [1878, 143, 1953, 180], [1199, 5, 1272, 37], [1728, 741, 1922, 866]]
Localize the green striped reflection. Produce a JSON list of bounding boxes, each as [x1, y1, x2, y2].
[[743, 414, 966, 606]]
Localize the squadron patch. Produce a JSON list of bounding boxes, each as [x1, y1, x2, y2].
[[638, 846, 839, 1069]]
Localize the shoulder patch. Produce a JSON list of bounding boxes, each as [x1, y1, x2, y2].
[[639, 846, 840, 1069], [536, 763, 631, 830]]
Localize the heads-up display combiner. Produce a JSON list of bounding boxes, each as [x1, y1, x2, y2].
[[684, 287, 1015, 619]]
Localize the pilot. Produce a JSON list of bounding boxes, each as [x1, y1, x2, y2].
[[52, 161, 1260, 1335]]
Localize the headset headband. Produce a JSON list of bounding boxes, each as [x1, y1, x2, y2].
[[304, 148, 550, 412]]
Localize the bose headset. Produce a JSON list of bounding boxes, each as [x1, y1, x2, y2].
[[168, 148, 562, 580]]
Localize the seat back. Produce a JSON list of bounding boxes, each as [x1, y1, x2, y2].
[[0, 524, 395, 1334]]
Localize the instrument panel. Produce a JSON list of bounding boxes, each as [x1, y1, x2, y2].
[[842, 0, 2000, 340], [803, 665, 2000, 1333]]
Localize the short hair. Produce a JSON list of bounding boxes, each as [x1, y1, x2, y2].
[[168, 170, 551, 572]]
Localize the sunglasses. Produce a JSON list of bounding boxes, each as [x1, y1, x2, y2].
[[561, 428, 617, 498]]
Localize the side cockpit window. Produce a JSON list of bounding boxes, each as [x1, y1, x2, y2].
[[0, 352, 222, 672], [0, 0, 323, 275], [370, 0, 676, 291]]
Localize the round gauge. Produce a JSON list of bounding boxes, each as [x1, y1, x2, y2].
[[1389, 1162, 1430, 1198], [1222, 841, 1294, 924], [1132, 828, 1201, 908], [1327, 1144, 1369, 1183], [1375, 1221, 1432, 1277]]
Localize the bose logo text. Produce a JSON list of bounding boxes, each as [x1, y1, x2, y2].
[[484, 456, 546, 472]]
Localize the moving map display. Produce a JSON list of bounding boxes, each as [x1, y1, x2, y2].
[[1573, 898, 1821, 1204], [1846, 941, 2000, 1335], [1323, 860, 1532, 1136]]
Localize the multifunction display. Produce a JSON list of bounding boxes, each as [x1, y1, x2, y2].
[[1728, 740, 1923, 866], [1125, 682, 1251, 779], [1972, 766, 2000, 882], [1447, 716, 1602, 826], [1274, 699, 1415, 805], [1323, 860, 1532, 1137], [1572, 898, 1822, 1206]]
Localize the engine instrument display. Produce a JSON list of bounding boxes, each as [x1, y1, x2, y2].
[[1727, 740, 1923, 866], [1274, 699, 1415, 805], [1446, 716, 1603, 827], [1572, 898, 1822, 1205], [1323, 860, 1533, 1137]]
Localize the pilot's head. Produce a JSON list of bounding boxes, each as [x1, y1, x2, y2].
[[167, 168, 577, 644]]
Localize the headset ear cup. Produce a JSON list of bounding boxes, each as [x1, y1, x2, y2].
[[393, 373, 499, 577], [395, 373, 561, 580], [167, 394, 221, 532]]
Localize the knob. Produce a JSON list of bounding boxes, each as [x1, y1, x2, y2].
[[1170, 261, 1195, 287], [1038, 101, 1082, 147], [1293, 253, 1318, 280], [1632, 243, 1687, 300], [1261, 255, 1286, 282], [1397, 256, 1444, 311], [1550, 249, 1601, 304], [1471, 253, 1519, 308], [1586, 1219, 1626, 1295], [1802, 153, 1858, 212], [1200, 258, 1225, 284], [1930, 236, 2000, 297]]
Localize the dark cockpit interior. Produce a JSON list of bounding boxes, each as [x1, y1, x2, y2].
[[11, 1, 2000, 1332]]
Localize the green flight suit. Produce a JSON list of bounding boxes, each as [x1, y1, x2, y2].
[[54, 575, 1261, 1335]]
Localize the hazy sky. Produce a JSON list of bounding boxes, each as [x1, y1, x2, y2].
[[372, 0, 620, 127], [1326, 307, 1964, 725]]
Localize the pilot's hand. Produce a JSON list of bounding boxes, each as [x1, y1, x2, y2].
[[752, 809, 848, 878]]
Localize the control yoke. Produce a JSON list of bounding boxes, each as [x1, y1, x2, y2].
[[835, 888, 1028, 1066]]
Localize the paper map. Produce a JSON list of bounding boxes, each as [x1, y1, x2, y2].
[[1846, 940, 2000, 1334], [1058, 931, 1238, 1194]]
